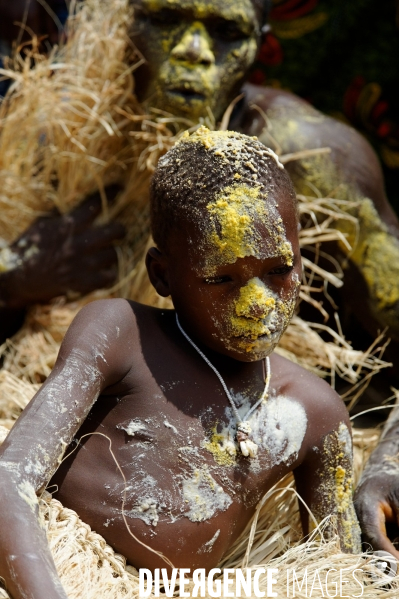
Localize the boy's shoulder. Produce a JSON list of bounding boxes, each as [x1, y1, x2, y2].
[[271, 352, 349, 434], [62, 298, 169, 354], [68, 298, 164, 331]]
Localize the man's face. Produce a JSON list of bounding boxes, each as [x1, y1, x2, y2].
[[130, 0, 261, 121], [165, 185, 301, 363]]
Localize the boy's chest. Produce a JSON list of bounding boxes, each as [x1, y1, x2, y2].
[[52, 366, 307, 565]]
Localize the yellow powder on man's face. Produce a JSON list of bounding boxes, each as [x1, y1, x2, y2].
[[279, 240, 294, 267]]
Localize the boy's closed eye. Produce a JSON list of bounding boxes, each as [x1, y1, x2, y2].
[[268, 264, 294, 276], [204, 275, 233, 284], [203, 264, 294, 285]]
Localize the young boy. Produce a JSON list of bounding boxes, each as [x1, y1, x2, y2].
[[0, 128, 360, 599]]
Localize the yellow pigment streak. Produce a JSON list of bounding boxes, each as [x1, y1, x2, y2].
[[206, 185, 265, 263]]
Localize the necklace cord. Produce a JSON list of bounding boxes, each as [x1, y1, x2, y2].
[[175, 313, 271, 425]]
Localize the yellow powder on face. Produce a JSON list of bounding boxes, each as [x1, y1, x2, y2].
[[279, 240, 294, 267], [235, 277, 275, 318], [231, 278, 276, 341], [228, 277, 297, 352], [206, 185, 266, 265], [231, 278, 276, 343]]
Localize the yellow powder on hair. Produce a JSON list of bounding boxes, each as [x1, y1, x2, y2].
[[179, 126, 237, 150]]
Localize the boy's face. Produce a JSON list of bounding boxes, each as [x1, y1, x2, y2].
[[166, 184, 301, 362]]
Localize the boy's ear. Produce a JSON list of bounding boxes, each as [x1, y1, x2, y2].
[[146, 247, 171, 297]]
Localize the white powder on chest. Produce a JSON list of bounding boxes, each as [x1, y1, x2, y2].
[[182, 466, 232, 522]]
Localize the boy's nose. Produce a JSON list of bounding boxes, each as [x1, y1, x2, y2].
[[234, 277, 276, 320], [239, 298, 275, 320], [171, 22, 215, 66], [246, 303, 269, 319]]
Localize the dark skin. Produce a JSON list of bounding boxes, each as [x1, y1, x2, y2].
[[1, 0, 397, 345], [354, 414, 399, 562], [130, 0, 399, 554], [0, 186, 357, 599], [0, 0, 395, 557], [0, 188, 125, 343]]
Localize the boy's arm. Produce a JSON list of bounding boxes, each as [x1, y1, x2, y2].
[[0, 298, 137, 599], [293, 384, 361, 553]]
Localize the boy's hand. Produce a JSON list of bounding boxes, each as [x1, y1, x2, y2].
[[355, 470, 399, 559], [0, 186, 125, 310]]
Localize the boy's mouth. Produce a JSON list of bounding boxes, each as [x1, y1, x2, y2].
[[233, 330, 280, 344]]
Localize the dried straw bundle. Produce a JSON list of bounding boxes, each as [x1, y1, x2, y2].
[[0, 428, 391, 599], [0, 0, 181, 250], [0, 0, 180, 378], [0, 0, 133, 246]]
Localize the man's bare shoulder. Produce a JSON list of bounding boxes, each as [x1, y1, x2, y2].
[[62, 298, 135, 343], [239, 83, 388, 221], [242, 82, 374, 153], [61, 299, 173, 360], [242, 83, 309, 113]]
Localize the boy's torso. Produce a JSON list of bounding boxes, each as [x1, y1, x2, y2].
[[51, 302, 311, 571]]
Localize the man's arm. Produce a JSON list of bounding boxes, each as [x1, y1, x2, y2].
[[0, 298, 137, 599], [0, 187, 124, 343], [354, 406, 399, 559], [293, 383, 361, 553]]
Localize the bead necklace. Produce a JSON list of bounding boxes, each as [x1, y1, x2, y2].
[[175, 314, 271, 458]]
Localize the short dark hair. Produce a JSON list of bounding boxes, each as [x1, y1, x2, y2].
[[150, 128, 297, 251]]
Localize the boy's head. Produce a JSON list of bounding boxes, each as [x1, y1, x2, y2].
[[148, 127, 301, 361]]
